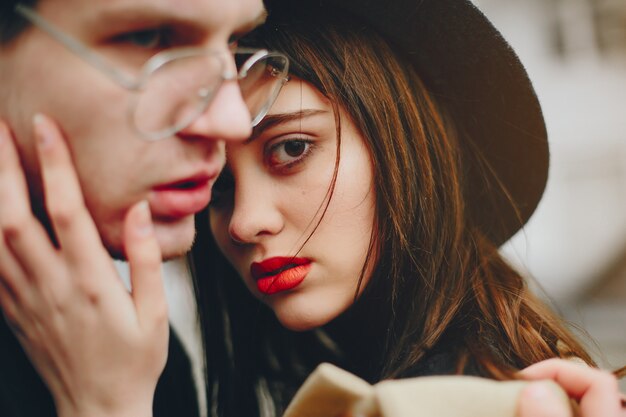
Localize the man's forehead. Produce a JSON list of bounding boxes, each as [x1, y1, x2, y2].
[[52, 0, 266, 34]]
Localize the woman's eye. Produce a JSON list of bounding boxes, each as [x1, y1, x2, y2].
[[116, 28, 169, 49], [267, 139, 313, 168]]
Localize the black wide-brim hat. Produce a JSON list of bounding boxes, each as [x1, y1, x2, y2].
[[266, 0, 549, 246]]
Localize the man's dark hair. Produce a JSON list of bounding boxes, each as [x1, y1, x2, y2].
[[0, 0, 38, 44]]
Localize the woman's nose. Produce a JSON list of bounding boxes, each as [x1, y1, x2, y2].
[[227, 175, 284, 244]]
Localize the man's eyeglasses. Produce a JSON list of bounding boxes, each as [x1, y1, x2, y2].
[[15, 4, 289, 141]]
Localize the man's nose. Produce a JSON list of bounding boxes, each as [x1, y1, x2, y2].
[[178, 80, 252, 142]]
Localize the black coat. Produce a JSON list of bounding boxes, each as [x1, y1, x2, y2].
[[0, 318, 200, 417]]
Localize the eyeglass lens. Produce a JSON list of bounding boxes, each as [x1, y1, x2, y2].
[[133, 51, 288, 139], [237, 52, 289, 126]]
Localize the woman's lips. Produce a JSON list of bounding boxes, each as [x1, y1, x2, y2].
[[149, 176, 212, 219], [251, 257, 312, 295]]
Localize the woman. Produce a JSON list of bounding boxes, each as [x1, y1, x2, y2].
[[0, 0, 622, 416], [192, 0, 624, 416]]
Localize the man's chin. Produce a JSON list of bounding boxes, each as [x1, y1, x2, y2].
[[153, 217, 196, 258], [106, 218, 196, 261], [107, 246, 191, 262], [159, 246, 194, 261]]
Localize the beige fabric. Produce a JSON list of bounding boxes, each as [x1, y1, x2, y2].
[[284, 363, 570, 417]]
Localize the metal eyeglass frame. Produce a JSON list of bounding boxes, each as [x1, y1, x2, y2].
[[14, 4, 290, 141]]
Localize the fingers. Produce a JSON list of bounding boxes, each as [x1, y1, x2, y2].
[[32, 114, 108, 267], [0, 279, 19, 325], [520, 358, 622, 417], [517, 382, 572, 417], [0, 231, 25, 304], [0, 120, 31, 221], [124, 201, 167, 328], [0, 119, 56, 300]]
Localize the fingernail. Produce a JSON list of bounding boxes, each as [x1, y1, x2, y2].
[[134, 201, 153, 238], [33, 113, 53, 149]]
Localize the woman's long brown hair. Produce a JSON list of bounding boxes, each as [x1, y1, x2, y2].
[[193, 4, 597, 416]]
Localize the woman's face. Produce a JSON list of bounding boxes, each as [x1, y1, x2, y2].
[[209, 79, 376, 331]]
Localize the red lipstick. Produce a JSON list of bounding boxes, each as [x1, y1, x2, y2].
[[251, 257, 311, 295], [150, 174, 212, 218]]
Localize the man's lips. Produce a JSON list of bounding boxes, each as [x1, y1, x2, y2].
[[251, 257, 311, 295], [149, 174, 213, 218], [153, 175, 211, 191]]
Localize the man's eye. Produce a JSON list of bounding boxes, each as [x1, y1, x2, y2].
[[117, 28, 169, 49]]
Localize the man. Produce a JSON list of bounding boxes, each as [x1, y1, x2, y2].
[[0, 0, 286, 416]]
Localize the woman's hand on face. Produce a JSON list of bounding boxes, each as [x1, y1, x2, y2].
[[517, 358, 625, 417], [0, 115, 167, 417]]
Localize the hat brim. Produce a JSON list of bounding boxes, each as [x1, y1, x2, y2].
[[266, 0, 549, 246]]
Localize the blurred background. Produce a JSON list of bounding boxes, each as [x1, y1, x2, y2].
[[472, 0, 626, 387]]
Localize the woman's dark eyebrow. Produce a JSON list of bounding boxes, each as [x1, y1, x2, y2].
[[247, 109, 329, 143]]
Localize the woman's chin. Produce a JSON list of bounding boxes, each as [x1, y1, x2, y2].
[[270, 293, 354, 332], [274, 309, 333, 332]]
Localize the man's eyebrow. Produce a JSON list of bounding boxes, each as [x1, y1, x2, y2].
[[86, 5, 266, 36], [91, 5, 192, 26], [83, 6, 202, 39], [247, 109, 329, 144]]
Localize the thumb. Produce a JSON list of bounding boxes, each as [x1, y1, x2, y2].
[[123, 200, 167, 329], [517, 382, 573, 417]]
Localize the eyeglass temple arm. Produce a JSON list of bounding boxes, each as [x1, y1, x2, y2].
[[15, 4, 140, 91]]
